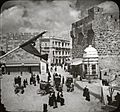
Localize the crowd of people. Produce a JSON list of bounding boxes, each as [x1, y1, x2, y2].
[[47, 66, 65, 109], [12, 65, 74, 112], [42, 65, 66, 112]]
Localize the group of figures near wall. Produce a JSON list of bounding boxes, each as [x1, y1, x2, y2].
[[13, 73, 40, 94]]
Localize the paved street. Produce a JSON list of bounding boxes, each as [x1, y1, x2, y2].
[[1, 66, 104, 112]]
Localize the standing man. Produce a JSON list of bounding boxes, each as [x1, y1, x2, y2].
[[52, 92, 58, 109], [85, 88, 90, 101], [18, 76, 21, 87], [57, 92, 60, 102], [83, 86, 88, 97], [23, 79, 26, 88], [48, 93, 53, 107], [60, 92, 65, 106], [62, 76, 64, 85], [37, 74, 40, 84]]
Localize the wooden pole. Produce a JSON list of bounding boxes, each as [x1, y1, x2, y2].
[[0, 46, 20, 60], [88, 58, 91, 83], [39, 36, 42, 74]]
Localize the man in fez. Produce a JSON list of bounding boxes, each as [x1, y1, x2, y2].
[[85, 88, 90, 101]]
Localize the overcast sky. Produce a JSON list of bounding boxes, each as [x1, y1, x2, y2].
[[0, 0, 119, 38]]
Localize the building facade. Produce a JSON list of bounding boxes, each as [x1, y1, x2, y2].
[[0, 33, 71, 73], [71, 6, 120, 70], [40, 37, 71, 66]]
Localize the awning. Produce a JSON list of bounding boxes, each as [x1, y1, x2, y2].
[[70, 58, 83, 65], [110, 86, 120, 91], [6, 63, 39, 67], [66, 60, 71, 64], [5, 59, 46, 67]]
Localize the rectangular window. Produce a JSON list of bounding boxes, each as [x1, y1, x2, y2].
[[92, 65, 96, 69], [55, 41, 57, 45], [42, 66, 44, 70], [84, 64, 87, 74], [62, 51, 64, 55], [92, 65, 96, 74], [58, 42, 60, 46], [84, 64, 87, 70], [52, 41, 54, 46], [56, 51, 57, 55], [45, 43, 47, 46]]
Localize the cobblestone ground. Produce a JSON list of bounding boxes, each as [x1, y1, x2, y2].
[[1, 66, 107, 112]]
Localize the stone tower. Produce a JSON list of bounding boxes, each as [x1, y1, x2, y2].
[[71, 6, 120, 70]]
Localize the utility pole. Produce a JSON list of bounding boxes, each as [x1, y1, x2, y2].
[[39, 36, 42, 74], [88, 58, 91, 83]]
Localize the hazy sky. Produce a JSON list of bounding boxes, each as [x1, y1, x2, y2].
[[0, 0, 119, 38]]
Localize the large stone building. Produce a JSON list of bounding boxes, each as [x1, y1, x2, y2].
[[40, 36, 71, 66], [71, 6, 120, 70]]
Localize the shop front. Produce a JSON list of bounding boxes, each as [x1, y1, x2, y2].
[[70, 58, 83, 78]]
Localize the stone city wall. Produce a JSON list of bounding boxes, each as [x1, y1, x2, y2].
[[71, 6, 120, 57], [71, 6, 120, 70]]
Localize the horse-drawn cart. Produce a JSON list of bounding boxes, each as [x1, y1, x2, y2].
[[37, 81, 54, 95]]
